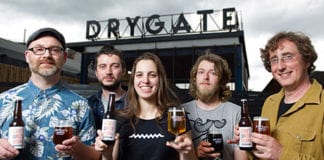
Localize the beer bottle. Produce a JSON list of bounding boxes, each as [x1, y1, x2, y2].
[[8, 98, 25, 150], [101, 92, 117, 145], [238, 99, 253, 150]]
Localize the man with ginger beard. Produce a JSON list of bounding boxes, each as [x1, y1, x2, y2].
[[88, 44, 127, 130], [180, 50, 247, 160]]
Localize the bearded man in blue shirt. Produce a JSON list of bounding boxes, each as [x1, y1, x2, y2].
[[0, 27, 100, 160]]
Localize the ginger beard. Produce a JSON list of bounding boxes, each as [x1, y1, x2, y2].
[[195, 81, 220, 103]]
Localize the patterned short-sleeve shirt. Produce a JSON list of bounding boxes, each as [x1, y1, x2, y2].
[[0, 80, 96, 160]]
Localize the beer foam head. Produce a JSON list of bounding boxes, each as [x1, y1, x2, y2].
[[253, 116, 269, 121]]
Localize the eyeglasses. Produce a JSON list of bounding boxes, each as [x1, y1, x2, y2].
[[27, 46, 64, 55], [268, 53, 297, 66]]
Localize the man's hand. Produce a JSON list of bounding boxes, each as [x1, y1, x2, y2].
[[0, 138, 19, 160], [227, 125, 240, 144], [54, 136, 79, 155], [252, 132, 282, 160], [197, 140, 221, 158]]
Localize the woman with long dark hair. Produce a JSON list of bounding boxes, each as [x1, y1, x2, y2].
[[95, 52, 197, 160]]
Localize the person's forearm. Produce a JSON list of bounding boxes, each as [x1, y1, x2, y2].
[[99, 144, 116, 160], [179, 149, 198, 160], [102, 151, 113, 160], [234, 146, 248, 160], [72, 144, 101, 160]]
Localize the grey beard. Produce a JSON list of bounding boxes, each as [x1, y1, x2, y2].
[[31, 66, 60, 78]]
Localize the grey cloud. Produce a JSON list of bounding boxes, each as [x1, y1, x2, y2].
[[1, 0, 324, 91], [1, 0, 115, 22], [242, 1, 324, 38]]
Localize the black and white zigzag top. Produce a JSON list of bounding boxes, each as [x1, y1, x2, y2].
[[117, 112, 190, 160]]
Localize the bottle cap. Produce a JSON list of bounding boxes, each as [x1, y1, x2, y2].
[[240, 99, 247, 102], [14, 96, 24, 101]]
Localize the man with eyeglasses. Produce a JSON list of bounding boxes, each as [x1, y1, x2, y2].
[[236, 32, 323, 159], [0, 28, 100, 159], [27, 46, 64, 55]]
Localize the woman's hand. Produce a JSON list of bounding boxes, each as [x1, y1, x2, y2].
[[166, 132, 198, 160], [166, 134, 192, 154]]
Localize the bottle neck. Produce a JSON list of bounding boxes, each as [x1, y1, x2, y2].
[[241, 102, 249, 116], [105, 94, 116, 117], [14, 100, 23, 119]]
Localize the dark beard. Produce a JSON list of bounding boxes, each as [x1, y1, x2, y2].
[[101, 80, 121, 91]]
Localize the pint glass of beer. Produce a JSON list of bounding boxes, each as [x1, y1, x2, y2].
[[53, 119, 73, 157], [253, 117, 270, 153], [253, 117, 270, 135], [167, 106, 186, 140], [207, 129, 223, 153]]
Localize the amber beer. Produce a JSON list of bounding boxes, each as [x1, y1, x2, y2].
[[8, 98, 25, 149], [167, 107, 186, 136], [253, 117, 270, 135], [238, 99, 253, 150], [53, 120, 73, 145]]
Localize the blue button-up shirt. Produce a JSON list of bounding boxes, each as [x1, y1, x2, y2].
[[0, 80, 96, 160]]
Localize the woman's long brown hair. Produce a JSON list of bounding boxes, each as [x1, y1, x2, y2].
[[119, 52, 178, 128]]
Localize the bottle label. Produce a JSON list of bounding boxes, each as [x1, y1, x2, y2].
[[239, 126, 252, 147], [102, 119, 117, 141], [8, 126, 24, 149]]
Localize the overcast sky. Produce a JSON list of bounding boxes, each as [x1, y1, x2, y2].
[[1, 0, 323, 91]]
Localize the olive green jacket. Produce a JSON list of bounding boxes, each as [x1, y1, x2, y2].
[[261, 79, 324, 160]]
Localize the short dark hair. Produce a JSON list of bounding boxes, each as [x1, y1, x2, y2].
[[93, 44, 126, 71]]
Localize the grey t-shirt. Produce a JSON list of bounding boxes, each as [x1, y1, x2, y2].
[[181, 100, 241, 160]]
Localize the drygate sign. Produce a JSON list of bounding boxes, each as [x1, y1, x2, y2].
[[86, 8, 240, 40]]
